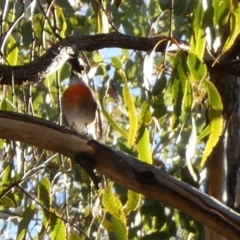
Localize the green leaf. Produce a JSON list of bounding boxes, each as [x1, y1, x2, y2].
[[213, 0, 231, 38], [55, 0, 74, 14], [112, 56, 122, 69], [102, 187, 125, 223], [17, 203, 36, 240], [50, 213, 67, 240], [200, 80, 224, 167], [137, 126, 152, 164], [55, 5, 67, 38], [151, 73, 167, 96], [180, 77, 193, 123], [222, 1, 240, 53], [125, 190, 140, 214], [197, 124, 212, 141], [172, 75, 182, 129], [1, 164, 12, 189], [189, 1, 206, 60], [97, 0, 109, 33], [172, 53, 186, 129], [140, 101, 152, 125], [187, 52, 207, 81], [172, 52, 192, 129], [38, 177, 51, 228], [0, 195, 15, 208], [7, 35, 19, 65], [69, 232, 82, 240], [123, 82, 138, 145], [112, 215, 127, 240], [98, 215, 113, 232], [20, 22, 33, 47], [99, 88, 128, 138]]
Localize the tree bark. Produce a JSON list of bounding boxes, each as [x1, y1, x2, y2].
[[0, 34, 169, 85], [0, 110, 240, 240], [1, 33, 240, 85]]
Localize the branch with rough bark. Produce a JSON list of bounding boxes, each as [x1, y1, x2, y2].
[[0, 110, 240, 240], [0, 33, 171, 85], [1, 33, 240, 85]]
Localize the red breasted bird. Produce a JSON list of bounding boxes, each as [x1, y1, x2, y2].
[[61, 73, 97, 139]]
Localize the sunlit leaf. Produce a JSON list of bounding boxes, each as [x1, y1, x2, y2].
[[125, 190, 140, 214], [123, 82, 138, 145], [200, 80, 224, 167], [50, 213, 67, 240], [69, 232, 82, 240], [189, 1, 206, 60], [7, 35, 19, 65], [99, 88, 128, 138], [213, 0, 231, 38], [181, 77, 193, 123], [97, 0, 109, 33], [112, 56, 122, 69], [197, 124, 212, 141], [1, 164, 12, 190], [221, 1, 240, 54], [187, 52, 207, 81], [172, 52, 188, 129], [137, 126, 152, 164], [55, 6, 67, 38], [102, 187, 126, 223]]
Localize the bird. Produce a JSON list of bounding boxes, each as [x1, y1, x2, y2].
[[61, 73, 98, 139]]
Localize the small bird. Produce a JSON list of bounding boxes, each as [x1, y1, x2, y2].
[[61, 73, 97, 139]]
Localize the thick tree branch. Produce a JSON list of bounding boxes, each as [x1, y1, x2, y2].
[[0, 110, 240, 239], [0, 33, 172, 85], [1, 33, 240, 85]]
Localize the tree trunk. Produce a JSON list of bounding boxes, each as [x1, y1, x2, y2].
[[206, 73, 240, 240]]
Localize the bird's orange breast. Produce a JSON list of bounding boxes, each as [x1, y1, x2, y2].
[[62, 84, 94, 106]]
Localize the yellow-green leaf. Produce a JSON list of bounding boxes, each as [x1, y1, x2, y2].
[[125, 190, 140, 214], [102, 188, 126, 224], [69, 232, 82, 240], [50, 213, 67, 240], [1, 164, 12, 190], [7, 35, 19, 65], [222, 2, 240, 54], [137, 126, 152, 164], [123, 83, 138, 145], [187, 51, 207, 81], [99, 88, 128, 138], [200, 80, 224, 167], [197, 123, 212, 141], [189, 0, 206, 60], [97, 0, 109, 33]]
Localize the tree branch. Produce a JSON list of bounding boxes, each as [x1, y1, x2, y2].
[[0, 110, 240, 239], [0, 33, 171, 85]]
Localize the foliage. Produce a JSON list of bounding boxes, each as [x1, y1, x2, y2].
[[0, 0, 238, 239]]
